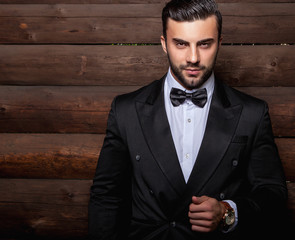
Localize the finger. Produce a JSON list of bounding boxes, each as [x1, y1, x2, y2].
[[190, 219, 212, 228], [189, 202, 205, 213], [189, 196, 211, 213], [192, 196, 208, 205], [188, 211, 212, 221], [191, 221, 212, 233]]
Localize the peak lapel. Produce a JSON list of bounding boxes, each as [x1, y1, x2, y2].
[[135, 78, 186, 196]]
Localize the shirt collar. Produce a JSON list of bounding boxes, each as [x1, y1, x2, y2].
[[166, 67, 215, 97]]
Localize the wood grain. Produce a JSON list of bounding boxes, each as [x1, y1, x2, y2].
[[0, 1, 294, 239], [1, 45, 294, 87], [0, 179, 294, 239], [0, 134, 102, 179], [0, 45, 168, 86], [0, 86, 294, 136], [1, 1, 295, 4], [0, 179, 91, 239], [0, 134, 294, 180], [0, 85, 137, 133], [1, 3, 295, 44], [237, 87, 295, 137]]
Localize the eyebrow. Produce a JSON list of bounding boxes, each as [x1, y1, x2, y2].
[[197, 38, 215, 45], [172, 38, 215, 45], [172, 38, 189, 45]]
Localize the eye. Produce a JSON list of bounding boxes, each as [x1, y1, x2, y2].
[[199, 42, 212, 49], [175, 42, 188, 48]]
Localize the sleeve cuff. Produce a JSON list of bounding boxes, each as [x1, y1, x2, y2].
[[222, 200, 238, 233]]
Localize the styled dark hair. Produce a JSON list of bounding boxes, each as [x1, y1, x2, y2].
[[162, 0, 222, 40]]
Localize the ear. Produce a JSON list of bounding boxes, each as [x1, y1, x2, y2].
[[161, 35, 167, 54], [218, 36, 223, 48]]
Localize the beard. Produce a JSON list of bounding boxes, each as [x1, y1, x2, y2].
[[167, 51, 218, 90]]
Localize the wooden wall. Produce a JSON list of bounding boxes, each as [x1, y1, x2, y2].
[[0, 0, 295, 239]]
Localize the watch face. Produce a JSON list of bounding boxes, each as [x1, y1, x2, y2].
[[225, 212, 235, 225]]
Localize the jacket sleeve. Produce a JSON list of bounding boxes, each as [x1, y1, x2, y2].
[[88, 97, 131, 240], [234, 102, 288, 236]]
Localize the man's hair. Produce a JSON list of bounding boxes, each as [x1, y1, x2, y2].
[[162, 0, 222, 40]]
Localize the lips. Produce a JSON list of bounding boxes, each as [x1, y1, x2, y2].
[[185, 68, 202, 75]]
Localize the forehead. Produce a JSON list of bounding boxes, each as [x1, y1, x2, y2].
[[166, 15, 218, 41]]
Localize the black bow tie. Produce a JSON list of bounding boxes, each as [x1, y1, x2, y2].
[[170, 87, 207, 107]]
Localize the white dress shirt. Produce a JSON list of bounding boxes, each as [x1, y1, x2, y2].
[[164, 68, 238, 231], [164, 68, 214, 183]]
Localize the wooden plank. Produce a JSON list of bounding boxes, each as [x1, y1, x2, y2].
[[0, 86, 294, 136], [0, 0, 164, 3], [0, 134, 294, 180], [0, 179, 294, 239], [0, 85, 137, 134], [2, 3, 294, 18], [276, 138, 295, 182], [0, 179, 91, 239], [0, 3, 295, 44], [238, 87, 295, 137], [1, 1, 295, 4], [0, 134, 102, 179], [1, 45, 294, 87], [0, 45, 168, 86], [216, 45, 295, 87]]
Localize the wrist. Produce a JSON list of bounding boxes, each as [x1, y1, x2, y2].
[[220, 201, 235, 231]]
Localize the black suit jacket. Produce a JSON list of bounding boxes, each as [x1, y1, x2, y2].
[[88, 76, 287, 240]]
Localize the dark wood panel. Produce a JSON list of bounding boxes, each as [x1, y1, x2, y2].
[[0, 86, 294, 136], [276, 138, 295, 182], [0, 134, 294, 180], [0, 85, 137, 133], [1, 45, 294, 87], [237, 87, 295, 137], [2, 3, 293, 18], [0, 134, 102, 179], [0, 179, 294, 239], [1, 0, 295, 4], [0, 45, 168, 86], [0, 3, 295, 43], [0, 179, 91, 239], [0, 0, 163, 3], [216, 45, 295, 87]]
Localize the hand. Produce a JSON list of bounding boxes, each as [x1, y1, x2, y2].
[[188, 196, 225, 233]]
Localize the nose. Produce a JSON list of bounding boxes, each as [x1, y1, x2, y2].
[[186, 46, 199, 64]]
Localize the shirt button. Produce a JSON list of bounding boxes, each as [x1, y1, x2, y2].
[[170, 221, 176, 227], [185, 153, 190, 159], [187, 118, 191, 123]]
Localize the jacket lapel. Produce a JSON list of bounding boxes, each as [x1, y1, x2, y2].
[[135, 77, 186, 196]]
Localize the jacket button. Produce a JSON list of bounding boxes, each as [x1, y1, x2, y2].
[[170, 221, 176, 227], [135, 155, 141, 161], [220, 192, 225, 200], [232, 159, 238, 167], [149, 189, 154, 195]]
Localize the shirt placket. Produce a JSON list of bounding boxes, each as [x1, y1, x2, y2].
[[182, 100, 194, 182]]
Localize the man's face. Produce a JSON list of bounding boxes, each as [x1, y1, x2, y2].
[[161, 15, 222, 90]]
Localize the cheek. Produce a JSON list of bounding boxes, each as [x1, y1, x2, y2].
[[168, 48, 187, 64], [201, 49, 218, 65]]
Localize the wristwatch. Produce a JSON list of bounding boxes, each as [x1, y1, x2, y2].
[[220, 201, 235, 231]]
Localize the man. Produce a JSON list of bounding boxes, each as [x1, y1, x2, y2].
[[88, 0, 288, 239]]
